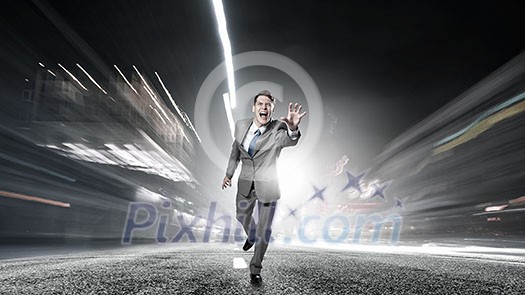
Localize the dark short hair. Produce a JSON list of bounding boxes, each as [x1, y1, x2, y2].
[[253, 90, 275, 105]]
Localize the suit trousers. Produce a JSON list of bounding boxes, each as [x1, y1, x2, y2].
[[235, 183, 276, 274]]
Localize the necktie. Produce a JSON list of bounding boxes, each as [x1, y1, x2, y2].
[[248, 129, 261, 157]]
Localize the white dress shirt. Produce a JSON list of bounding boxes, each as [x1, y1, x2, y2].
[[242, 119, 299, 152]]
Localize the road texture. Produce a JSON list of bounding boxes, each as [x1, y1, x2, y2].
[[0, 243, 523, 294]]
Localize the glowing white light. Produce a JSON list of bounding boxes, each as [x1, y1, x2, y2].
[[212, 0, 236, 108], [222, 93, 235, 138], [277, 241, 525, 263], [114, 64, 138, 94], [138, 129, 192, 180], [62, 143, 93, 162], [135, 186, 164, 203], [76, 143, 117, 165], [57, 63, 88, 91], [47, 70, 56, 77], [57, 142, 191, 182], [38, 62, 45, 68], [105, 144, 144, 167], [76, 63, 108, 94], [484, 205, 508, 212], [233, 257, 248, 269], [124, 144, 159, 167]]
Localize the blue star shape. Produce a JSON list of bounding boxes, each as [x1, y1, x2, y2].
[[288, 207, 298, 217], [395, 198, 404, 209], [309, 185, 327, 202], [371, 183, 387, 200], [341, 171, 364, 193]]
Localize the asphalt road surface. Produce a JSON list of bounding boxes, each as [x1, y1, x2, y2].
[[0, 243, 523, 294]]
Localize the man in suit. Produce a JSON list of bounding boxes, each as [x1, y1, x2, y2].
[[221, 90, 306, 285]]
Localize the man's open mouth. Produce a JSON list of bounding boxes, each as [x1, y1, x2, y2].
[[259, 111, 268, 120]]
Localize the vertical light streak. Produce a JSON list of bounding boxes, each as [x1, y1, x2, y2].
[[58, 63, 88, 90], [222, 93, 235, 138], [212, 0, 237, 108], [76, 63, 108, 94]]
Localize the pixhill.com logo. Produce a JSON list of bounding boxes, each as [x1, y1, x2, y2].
[[122, 168, 403, 246]]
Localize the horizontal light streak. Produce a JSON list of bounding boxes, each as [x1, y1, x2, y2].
[[53, 142, 192, 183], [0, 190, 70, 208], [434, 92, 525, 155]]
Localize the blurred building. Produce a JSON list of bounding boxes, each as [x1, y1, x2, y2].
[[363, 52, 525, 242], [0, 64, 206, 241]]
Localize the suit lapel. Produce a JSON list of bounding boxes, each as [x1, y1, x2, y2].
[[237, 119, 252, 157], [253, 120, 275, 158]]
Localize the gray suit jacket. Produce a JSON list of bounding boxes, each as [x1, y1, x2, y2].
[[226, 118, 300, 202]]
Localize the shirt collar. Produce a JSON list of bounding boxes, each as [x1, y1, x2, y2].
[[250, 120, 269, 135]]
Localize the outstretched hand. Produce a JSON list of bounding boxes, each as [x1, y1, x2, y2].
[[280, 102, 307, 131]]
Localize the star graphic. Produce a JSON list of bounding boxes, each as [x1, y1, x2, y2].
[[341, 171, 364, 193], [287, 207, 298, 217], [371, 183, 388, 200], [395, 198, 404, 209], [309, 185, 327, 202]]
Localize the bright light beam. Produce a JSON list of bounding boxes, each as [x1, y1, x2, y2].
[[154, 71, 202, 142], [133, 65, 172, 124], [0, 190, 70, 208], [76, 63, 108, 94], [154, 72, 185, 122], [233, 257, 248, 269], [222, 93, 235, 138], [212, 0, 237, 109], [58, 63, 88, 91], [114, 64, 138, 94]]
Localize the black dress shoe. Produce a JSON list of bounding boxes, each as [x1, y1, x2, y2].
[[250, 273, 262, 285], [243, 239, 254, 251]]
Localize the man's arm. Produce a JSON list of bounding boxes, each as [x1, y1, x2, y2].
[[222, 122, 240, 189], [274, 122, 301, 148]]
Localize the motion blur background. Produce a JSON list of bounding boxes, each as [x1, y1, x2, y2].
[[0, 0, 524, 247]]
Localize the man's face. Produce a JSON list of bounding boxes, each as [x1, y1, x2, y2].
[[252, 95, 274, 127]]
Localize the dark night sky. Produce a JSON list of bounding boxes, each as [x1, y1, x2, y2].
[[1, 0, 524, 169]]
